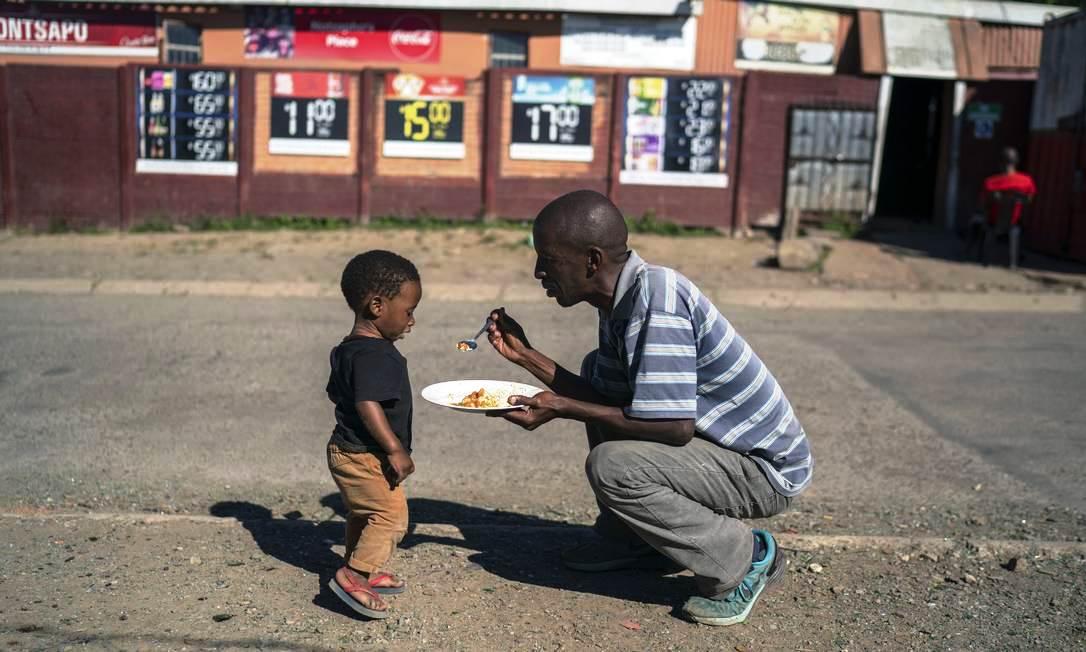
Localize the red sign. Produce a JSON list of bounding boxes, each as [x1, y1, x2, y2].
[[0, 3, 156, 55], [292, 9, 440, 63], [385, 73, 464, 99], [273, 72, 346, 99]]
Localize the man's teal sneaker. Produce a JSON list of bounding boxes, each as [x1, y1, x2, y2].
[[682, 529, 785, 626]]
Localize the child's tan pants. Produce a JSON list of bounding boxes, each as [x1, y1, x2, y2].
[[327, 442, 409, 574]]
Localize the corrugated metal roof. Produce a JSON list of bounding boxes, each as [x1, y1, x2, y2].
[[770, 0, 1076, 27], [983, 23, 1043, 70]]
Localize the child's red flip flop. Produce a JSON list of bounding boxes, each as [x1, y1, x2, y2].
[[329, 568, 390, 619], [368, 572, 406, 595]]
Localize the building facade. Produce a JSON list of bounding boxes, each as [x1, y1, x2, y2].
[[0, 0, 1074, 234]]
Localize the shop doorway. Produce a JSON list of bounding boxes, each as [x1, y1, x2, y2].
[[876, 78, 945, 220]]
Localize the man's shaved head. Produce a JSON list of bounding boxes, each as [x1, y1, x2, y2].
[[534, 190, 628, 257]]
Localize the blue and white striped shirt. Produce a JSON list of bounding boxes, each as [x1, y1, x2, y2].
[[591, 250, 813, 496]]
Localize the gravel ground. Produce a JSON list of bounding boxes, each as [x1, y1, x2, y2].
[[2, 515, 1083, 652]]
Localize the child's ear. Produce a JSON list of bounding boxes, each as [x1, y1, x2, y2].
[[369, 295, 384, 317]]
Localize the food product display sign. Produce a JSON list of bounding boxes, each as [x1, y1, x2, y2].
[[620, 76, 730, 188], [383, 73, 465, 159], [136, 67, 237, 176], [269, 71, 349, 157], [509, 75, 595, 162]]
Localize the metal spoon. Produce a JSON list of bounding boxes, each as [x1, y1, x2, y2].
[[456, 318, 493, 352]]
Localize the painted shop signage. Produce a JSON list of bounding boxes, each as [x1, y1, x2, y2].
[[560, 14, 696, 71], [383, 73, 466, 160], [509, 75, 595, 163], [269, 72, 350, 157], [882, 12, 956, 79], [136, 67, 238, 176], [735, 1, 839, 74], [0, 2, 156, 56], [621, 76, 730, 188], [244, 7, 440, 63]]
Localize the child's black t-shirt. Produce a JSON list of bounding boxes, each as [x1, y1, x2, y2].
[[326, 336, 413, 453]]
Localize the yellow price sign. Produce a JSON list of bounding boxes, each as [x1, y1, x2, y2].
[[386, 99, 464, 145]]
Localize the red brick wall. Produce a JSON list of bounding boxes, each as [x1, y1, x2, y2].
[[3, 65, 122, 229], [737, 71, 880, 229]]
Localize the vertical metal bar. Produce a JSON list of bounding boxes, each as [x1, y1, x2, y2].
[[945, 80, 967, 231], [865, 75, 894, 221]]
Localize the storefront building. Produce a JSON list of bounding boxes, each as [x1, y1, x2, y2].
[[0, 0, 1074, 233]]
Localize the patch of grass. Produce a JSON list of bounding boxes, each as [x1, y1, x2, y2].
[[190, 215, 352, 232], [46, 219, 110, 235], [808, 244, 833, 275], [129, 219, 175, 233], [367, 215, 530, 231], [822, 212, 863, 239], [625, 211, 719, 237]]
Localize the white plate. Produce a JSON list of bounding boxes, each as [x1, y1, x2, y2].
[[421, 379, 544, 413]]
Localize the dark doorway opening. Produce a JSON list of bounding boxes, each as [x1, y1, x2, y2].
[[876, 78, 945, 220]]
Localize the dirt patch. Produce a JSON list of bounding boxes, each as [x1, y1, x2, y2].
[[2, 227, 1077, 294]]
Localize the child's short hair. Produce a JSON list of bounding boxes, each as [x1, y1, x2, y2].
[[341, 250, 420, 313]]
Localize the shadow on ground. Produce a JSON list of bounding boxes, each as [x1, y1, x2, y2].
[[859, 217, 1086, 278], [210, 495, 695, 618]]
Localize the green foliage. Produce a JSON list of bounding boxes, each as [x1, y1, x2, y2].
[[821, 212, 863, 239], [625, 211, 720, 237], [190, 215, 351, 232], [367, 215, 530, 231]]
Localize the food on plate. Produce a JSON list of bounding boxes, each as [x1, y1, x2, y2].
[[456, 342, 472, 352], [454, 388, 503, 409]]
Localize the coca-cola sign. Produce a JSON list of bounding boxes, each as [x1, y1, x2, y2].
[[247, 7, 440, 63], [0, 3, 156, 56]]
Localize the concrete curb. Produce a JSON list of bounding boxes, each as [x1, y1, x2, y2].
[[4, 511, 1085, 560], [0, 277, 1081, 312]]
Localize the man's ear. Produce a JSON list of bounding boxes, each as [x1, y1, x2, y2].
[[586, 247, 604, 276]]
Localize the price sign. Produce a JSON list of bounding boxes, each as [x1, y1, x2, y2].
[[620, 76, 730, 188], [382, 74, 465, 159], [136, 67, 238, 175], [268, 72, 350, 157], [509, 75, 595, 162]]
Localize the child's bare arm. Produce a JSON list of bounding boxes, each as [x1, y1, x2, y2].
[[355, 400, 414, 487]]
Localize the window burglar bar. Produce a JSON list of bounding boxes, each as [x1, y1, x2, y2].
[[490, 31, 528, 68], [162, 20, 203, 64], [783, 105, 877, 226]]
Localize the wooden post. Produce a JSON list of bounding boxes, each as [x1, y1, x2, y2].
[[0, 66, 17, 229], [606, 72, 624, 204], [236, 68, 255, 219], [117, 65, 135, 229], [358, 68, 376, 224], [481, 67, 502, 220]]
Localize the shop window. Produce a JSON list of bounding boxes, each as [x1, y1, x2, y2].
[[490, 31, 528, 69], [162, 20, 203, 64]]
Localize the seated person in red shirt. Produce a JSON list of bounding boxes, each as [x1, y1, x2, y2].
[[981, 146, 1036, 228]]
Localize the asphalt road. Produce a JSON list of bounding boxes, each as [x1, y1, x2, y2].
[[1, 294, 1083, 541]]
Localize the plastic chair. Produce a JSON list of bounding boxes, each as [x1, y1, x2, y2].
[[981, 191, 1029, 270]]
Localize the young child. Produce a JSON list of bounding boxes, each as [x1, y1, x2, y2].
[[326, 250, 422, 619]]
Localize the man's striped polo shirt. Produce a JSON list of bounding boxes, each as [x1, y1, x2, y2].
[[589, 250, 813, 496]]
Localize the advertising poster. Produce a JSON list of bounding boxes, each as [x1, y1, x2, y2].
[[383, 73, 466, 159], [735, 1, 838, 74], [509, 75, 595, 162], [136, 67, 238, 176], [560, 14, 695, 71], [0, 3, 156, 57], [269, 72, 349, 157], [245, 7, 440, 63], [882, 12, 956, 79], [620, 76, 730, 188]]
